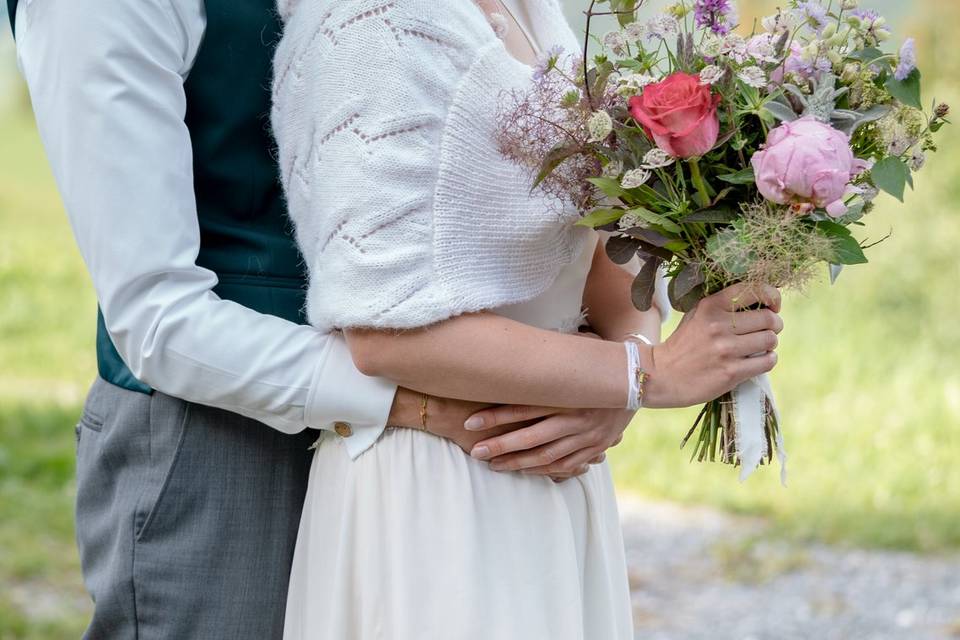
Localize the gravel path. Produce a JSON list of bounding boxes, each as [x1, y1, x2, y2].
[[620, 496, 960, 640]]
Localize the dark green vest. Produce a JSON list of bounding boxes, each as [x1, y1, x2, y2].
[[9, 0, 308, 394]]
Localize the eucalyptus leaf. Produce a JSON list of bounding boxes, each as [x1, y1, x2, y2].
[[815, 221, 869, 265], [829, 264, 844, 285], [870, 156, 911, 202], [885, 68, 923, 110]]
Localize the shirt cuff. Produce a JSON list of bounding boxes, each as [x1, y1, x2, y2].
[[304, 333, 397, 459]]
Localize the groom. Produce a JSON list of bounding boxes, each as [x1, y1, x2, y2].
[[9, 1, 644, 638]]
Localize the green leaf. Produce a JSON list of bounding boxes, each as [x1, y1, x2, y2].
[[717, 166, 756, 185], [885, 68, 923, 110], [533, 144, 579, 190], [671, 263, 706, 303], [762, 101, 799, 123], [611, 0, 638, 26], [814, 221, 869, 265], [828, 234, 869, 265], [605, 234, 640, 265], [681, 207, 738, 223], [870, 157, 911, 202], [587, 177, 630, 201], [847, 47, 889, 66], [631, 257, 661, 312], [628, 207, 682, 233], [576, 208, 625, 228]]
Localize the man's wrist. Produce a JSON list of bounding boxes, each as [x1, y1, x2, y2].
[[386, 387, 422, 429]]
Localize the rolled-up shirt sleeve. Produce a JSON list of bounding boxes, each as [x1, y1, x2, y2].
[[13, 0, 395, 458]]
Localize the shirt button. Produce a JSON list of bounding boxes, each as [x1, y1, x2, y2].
[[334, 422, 354, 438]]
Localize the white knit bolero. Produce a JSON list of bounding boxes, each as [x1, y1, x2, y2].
[[271, 0, 591, 331]]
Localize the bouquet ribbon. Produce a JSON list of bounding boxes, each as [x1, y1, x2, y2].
[[733, 373, 788, 485]]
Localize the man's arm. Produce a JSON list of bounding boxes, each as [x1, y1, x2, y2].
[[14, 0, 396, 457]]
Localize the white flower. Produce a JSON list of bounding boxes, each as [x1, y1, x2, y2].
[[621, 168, 652, 189], [746, 34, 779, 64], [722, 34, 749, 63], [645, 14, 680, 41], [617, 211, 647, 231], [700, 34, 724, 58], [603, 30, 628, 56], [910, 148, 927, 171], [603, 160, 624, 178], [623, 21, 646, 42], [840, 0, 859, 9], [587, 110, 614, 142], [615, 72, 657, 97], [699, 65, 726, 85], [738, 66, 767, 88], [642, 148, 675, 169]]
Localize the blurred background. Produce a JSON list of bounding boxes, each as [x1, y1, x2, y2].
[[0, 0, 957, 638]]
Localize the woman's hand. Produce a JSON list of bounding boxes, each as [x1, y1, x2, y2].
[[464, 405, 632, 477], [642, 283, 784, 409]]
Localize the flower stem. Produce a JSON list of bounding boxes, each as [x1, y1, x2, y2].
[[687, 157, 711, 208]]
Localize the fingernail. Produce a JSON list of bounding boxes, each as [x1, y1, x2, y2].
[[464, 416, 485, 431], [471, 445, 490, 460]]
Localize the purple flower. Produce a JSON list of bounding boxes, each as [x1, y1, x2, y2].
[[694, 0, 736, 35], [795, 1, 829, 34], [533, 45, 565, 81], [851, 8, 880, 22], [894, 38, 917, 81]]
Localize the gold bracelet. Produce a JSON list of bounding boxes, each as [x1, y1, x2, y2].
[[419, 394, 429, 431], [635, 366, 649, 407]]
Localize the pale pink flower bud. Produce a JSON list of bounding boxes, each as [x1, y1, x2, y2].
[[751, 117, 859, 218]]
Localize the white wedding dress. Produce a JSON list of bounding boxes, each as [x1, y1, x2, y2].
[[277, 1, 634, 638], [282, 231, 634, 640]]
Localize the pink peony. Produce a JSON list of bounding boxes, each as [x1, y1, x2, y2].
[[751, 117, 859, 217], [628, 72, 722, 158]]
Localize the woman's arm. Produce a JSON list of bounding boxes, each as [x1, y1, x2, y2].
[[347, 314, 631, 410], [347, 282, 783, 414], [582, 241, 663, 344]]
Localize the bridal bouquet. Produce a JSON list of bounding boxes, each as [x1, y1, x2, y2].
[[498, 0, 949, 480]]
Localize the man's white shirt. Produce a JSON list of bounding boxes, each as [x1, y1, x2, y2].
[[13, 0, 396, 458]]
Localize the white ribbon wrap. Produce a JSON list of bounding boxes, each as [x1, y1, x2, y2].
[[732, 373, 788, 485]]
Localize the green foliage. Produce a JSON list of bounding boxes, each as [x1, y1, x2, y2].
[[871, 156, 912, 201], [885, 68, 924, 110]]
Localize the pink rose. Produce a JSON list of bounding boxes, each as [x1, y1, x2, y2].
[[751, 117, 859, 218], [628, 72, 722, 159]]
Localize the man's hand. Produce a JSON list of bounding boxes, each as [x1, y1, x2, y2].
[[464, 406, 633, 479], [387, 388, 522, 455], [388, 389, 610, 479]]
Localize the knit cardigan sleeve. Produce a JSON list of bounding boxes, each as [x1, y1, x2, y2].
[[272, 0, 589, 331]]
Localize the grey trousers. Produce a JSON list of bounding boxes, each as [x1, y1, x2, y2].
[[74, 377, 317, 639]]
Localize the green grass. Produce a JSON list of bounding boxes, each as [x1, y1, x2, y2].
[[2, 56, 960, 640], [1, 106, 92, 638]]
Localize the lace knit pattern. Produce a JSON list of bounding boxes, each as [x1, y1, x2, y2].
[[271, 0, 588, 331]]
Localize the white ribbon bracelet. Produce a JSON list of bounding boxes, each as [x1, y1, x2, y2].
[[624, 340, 645, 411]]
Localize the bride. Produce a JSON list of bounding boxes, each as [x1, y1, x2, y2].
[[272, 0, 783, 637]]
